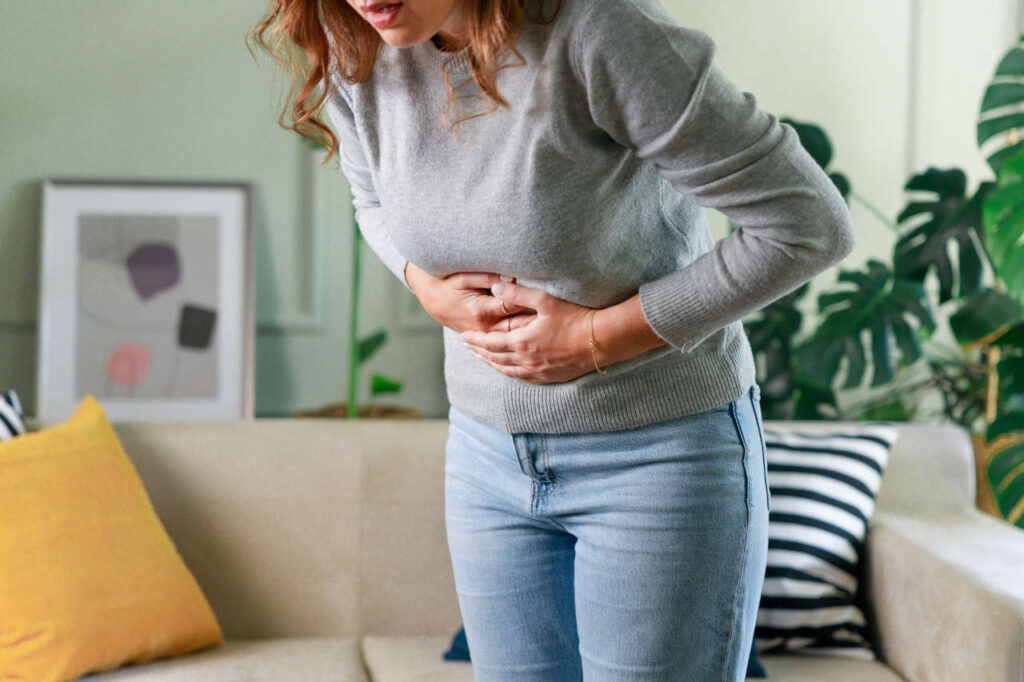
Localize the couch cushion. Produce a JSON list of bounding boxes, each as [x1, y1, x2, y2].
[[86, 638, 369, 681], [363, 636, 907, 681], [760, 653, 907, 681], [363, 636, 473, 682]]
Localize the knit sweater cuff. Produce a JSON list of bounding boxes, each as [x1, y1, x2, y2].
[[638, 267, 723, 353]]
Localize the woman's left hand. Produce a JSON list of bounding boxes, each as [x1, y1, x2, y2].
[[459, 281, 604, 384]]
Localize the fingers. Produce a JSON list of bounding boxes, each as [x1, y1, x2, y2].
[[483, 312, 536, 333], [493, 296, 531, 317], [490, 281, 547, 313], [461, 322, 525, 351]]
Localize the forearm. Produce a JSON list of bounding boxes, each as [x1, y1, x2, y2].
[[591, 293, 668, 367]]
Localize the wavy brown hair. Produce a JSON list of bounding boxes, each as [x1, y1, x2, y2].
[[246, 0, 564, 166]]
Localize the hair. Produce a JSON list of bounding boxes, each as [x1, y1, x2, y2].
[[246, 0, 564, 166]]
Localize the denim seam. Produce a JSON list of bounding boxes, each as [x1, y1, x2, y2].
[[749, 390, 771, 513], [723, 398, 752, 682], [536, 434, 557, 494]]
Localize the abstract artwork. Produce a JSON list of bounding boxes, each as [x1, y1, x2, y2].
[[37, 180, 254, 424]]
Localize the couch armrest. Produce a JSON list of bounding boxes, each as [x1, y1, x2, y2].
[[862, 510, 1024, 682]]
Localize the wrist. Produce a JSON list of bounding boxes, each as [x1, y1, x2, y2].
[[588, 294, 667, 367], [586, 309, 613, 371]]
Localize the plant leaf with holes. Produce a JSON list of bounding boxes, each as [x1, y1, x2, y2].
[[794, 260, 935, 390], [893, 168, 994, 303], [977, 35, 1024, 173]]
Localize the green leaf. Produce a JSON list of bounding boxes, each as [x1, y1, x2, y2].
[[858, 400, 909, 422], [982, 151, 1024, 295], [370, 374, 403, 395], [829, 172, 851, 200], [987, 410, 1024, 441], [743, 283, 814, 419], [745, 284, 807, 369], [978, 36, 1024, 174], [790, 382, 841, 420], [357, 329, 388, 364], [994, 320, 1024, 350], [893, 168, 994, 302], [783, 117, 833, 168], [795, 260, 935, 390], [997, 356, 1024, 413], [986, 435, 1024, 528], [948, 289, 1023, 346]]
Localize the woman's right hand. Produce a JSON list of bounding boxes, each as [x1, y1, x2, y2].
[[405, 262, 532, 334]]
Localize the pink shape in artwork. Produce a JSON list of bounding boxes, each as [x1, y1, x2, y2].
[[106, 342, 151, 387]]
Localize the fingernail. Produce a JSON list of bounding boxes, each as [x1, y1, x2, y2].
[[500, 274, 514, 282], [491, 283, 505, 295]]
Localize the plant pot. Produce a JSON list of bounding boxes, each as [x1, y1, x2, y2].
[[293, 401, 423, 419], [970, 431, 1002, 519]]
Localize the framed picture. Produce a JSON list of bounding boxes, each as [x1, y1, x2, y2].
[[37, 178, 254, 424]]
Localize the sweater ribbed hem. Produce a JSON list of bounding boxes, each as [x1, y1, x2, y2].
[[443, 321, 757, 434], [421, 34, 472, 73]]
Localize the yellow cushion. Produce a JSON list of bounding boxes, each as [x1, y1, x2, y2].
[[0, 394, 223, 681]]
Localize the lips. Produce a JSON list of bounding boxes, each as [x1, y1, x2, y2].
[[363, 2, 401, 28], [360, 2, 399, 11]]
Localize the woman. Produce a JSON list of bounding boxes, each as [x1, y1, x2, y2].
[[248, 0, 855, 679]]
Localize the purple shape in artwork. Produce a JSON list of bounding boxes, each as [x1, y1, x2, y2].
[[125, 243, 180, 300]]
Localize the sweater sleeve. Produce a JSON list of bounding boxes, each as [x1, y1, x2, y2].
[[571, 0, 855, 353], [323, 81, 413, 292]]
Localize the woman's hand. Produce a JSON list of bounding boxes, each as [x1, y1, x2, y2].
[[459, 281, 605, 384], [406, 262, 532, 334]]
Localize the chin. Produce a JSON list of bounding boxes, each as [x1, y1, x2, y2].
[[375, 30, 427, 49]]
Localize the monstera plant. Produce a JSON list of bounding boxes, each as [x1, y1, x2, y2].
[[975, 35, 1024, 528], [743, 35, 1024, 527], [744, 118, 940, 423]]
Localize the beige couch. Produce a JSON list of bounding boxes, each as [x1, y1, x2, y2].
[[66, 416, 1024, 681]]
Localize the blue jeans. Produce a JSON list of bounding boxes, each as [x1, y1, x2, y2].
[[444, 382, 769, 681]]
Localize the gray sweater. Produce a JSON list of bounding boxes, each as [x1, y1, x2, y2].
[[324, 0, 855, 434]]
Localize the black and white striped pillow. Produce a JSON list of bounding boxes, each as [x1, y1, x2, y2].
[[0, 389, 27, 441], [754, 423, 899, 661]]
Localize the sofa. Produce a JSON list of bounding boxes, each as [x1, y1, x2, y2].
[[64, 415, 1024, 681]]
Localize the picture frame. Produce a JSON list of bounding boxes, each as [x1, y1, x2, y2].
[[37, 178, 255, 424]]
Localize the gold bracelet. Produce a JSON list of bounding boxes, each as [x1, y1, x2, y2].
[[588, 308, 608, 374]]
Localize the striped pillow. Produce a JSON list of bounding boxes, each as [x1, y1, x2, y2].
[[0, 389, 27, 441], [754, 423, 899, 660]]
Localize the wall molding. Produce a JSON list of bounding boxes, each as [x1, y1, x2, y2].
[[255, 142, 331, 334]]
